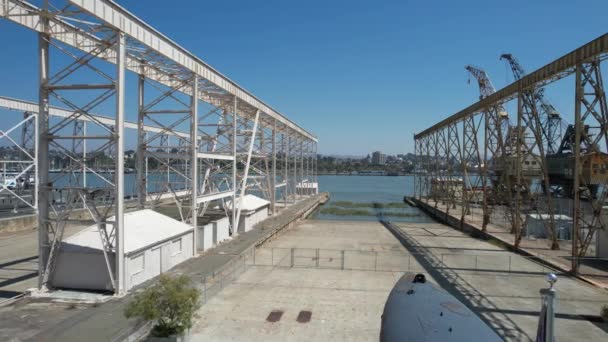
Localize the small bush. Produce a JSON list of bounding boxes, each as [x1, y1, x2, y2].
[[601, 304, 608, 321], [124, 274, 200, 337]]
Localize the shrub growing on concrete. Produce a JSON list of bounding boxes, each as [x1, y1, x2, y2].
[[601, 304, 608, 322], [124, 274, 200, 338]]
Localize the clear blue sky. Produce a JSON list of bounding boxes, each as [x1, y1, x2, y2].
[[0, 0, 606, 155]]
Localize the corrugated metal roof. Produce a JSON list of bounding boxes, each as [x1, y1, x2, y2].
[[225, 194, 270, 212], [62, 209, 193, 254]]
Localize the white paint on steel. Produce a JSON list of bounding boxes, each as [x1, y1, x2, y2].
[[69, 0, 315, 141], [234, 110, 260, 236], [0, 96, 190, 139]]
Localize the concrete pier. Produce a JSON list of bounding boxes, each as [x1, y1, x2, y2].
[[192, 218, 608, 341], [412, 197, 608, 289], [0, 194, 327, 341], [1, 194, 607, 341]]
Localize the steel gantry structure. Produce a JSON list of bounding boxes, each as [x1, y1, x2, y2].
[[414, 34, 608, 274], [1, 0, 318, 294]]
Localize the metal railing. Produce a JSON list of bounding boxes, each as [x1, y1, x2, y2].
[[193, 246, 608, 306], [244, 247, 589, 275], [197, 247, 254, 305]]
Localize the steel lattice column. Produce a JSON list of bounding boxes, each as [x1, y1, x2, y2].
[[517, 87, 559, 250], [572, 58, 608, 273], [461, 114, 484, 226], [37, 16, 127, 292]]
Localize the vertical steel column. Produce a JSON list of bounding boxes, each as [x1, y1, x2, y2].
[[300, 138, 304, 196], [166, 135, 170, 184], [231, 96, 237, 235], [572, 64, 582, 274], [413, 138, 417, 198], [314, 141, 318, 193], [515, 94, 523, 248], [316, 142, 319, 184], [190, 75, 198, 255], [292, 135, 297, 203], [271, 119, 277, 214], [82, 122, 87, 189], [307, 139, 311, 193], [283, 132, 288, 203], [235, 110, 260, 234], [115, 32, 126, 294], [37, 24, 50, 288], [482, 112, 490, 230], [136, 73, 146, 208]]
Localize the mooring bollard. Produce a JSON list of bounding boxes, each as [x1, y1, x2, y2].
[[537, 273, 557, 342]]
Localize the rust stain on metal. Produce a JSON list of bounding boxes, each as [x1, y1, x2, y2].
[[296, 310, 312, 323], [266, 310, 283, 322]]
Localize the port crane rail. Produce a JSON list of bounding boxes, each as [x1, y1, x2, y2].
[[414, 34, 608, 274]]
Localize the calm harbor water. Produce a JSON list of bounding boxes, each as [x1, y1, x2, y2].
[[49, 173, 434, 223], [313, 175, 434, 223]]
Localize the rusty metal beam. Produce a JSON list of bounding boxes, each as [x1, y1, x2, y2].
[[416, 34, 608, 139]]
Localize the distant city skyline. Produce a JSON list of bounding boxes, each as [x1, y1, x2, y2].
[[0, 0, 606, 155]]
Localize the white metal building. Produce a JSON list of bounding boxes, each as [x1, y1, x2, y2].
[[297, 181, 319, 195], [51, 209, 194, 291], [524, 214, 573, 240], [227, 195, 270, 233], [197, 216, 231, 251]]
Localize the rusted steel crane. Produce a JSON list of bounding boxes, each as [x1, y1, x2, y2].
[[465, 67, 541, 195], [464, 65, 512, 228], [501, 54, 608, 199], [500, 54, 563, 155]]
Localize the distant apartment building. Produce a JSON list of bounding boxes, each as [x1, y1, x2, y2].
[[371, 151, 386, 165]]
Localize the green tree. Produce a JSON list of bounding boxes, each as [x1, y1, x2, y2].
[[124, 274, 200, 337]]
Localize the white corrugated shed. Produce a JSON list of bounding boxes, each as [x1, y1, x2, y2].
[[62, 209, 193, 254], [597, 206, 608, 258], [52, 209, 194, 292], [226, 194, 270, 212], [197, 216, 231, 251], [296, 181, 318, 195], [524, 214, 572, 240], [225, 194, 270, 233]]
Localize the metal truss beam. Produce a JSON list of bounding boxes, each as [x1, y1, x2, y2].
[[1, 0, 319, 294], [0, 96, 190, 139], [416, 34, 608, 139], [0, 0, 315, 142]]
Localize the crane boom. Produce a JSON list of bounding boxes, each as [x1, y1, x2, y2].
[[465, 65, 508, 119], [500, 53, 563, 154], [465, 65, 497, 100]]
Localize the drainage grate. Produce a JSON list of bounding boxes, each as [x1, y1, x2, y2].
[[296, 310, 312, 323], [266, 310, 284, 322]]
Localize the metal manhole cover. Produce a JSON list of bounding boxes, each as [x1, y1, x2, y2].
[[266, 310, 284, 322], [296, 310, 312, 323]]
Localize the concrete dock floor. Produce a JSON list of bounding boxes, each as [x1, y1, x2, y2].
[[416, 197, 608, 288], [0, 195, 326, 341], [192, 219, 608, 341], [0, 225, 85, 301]]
